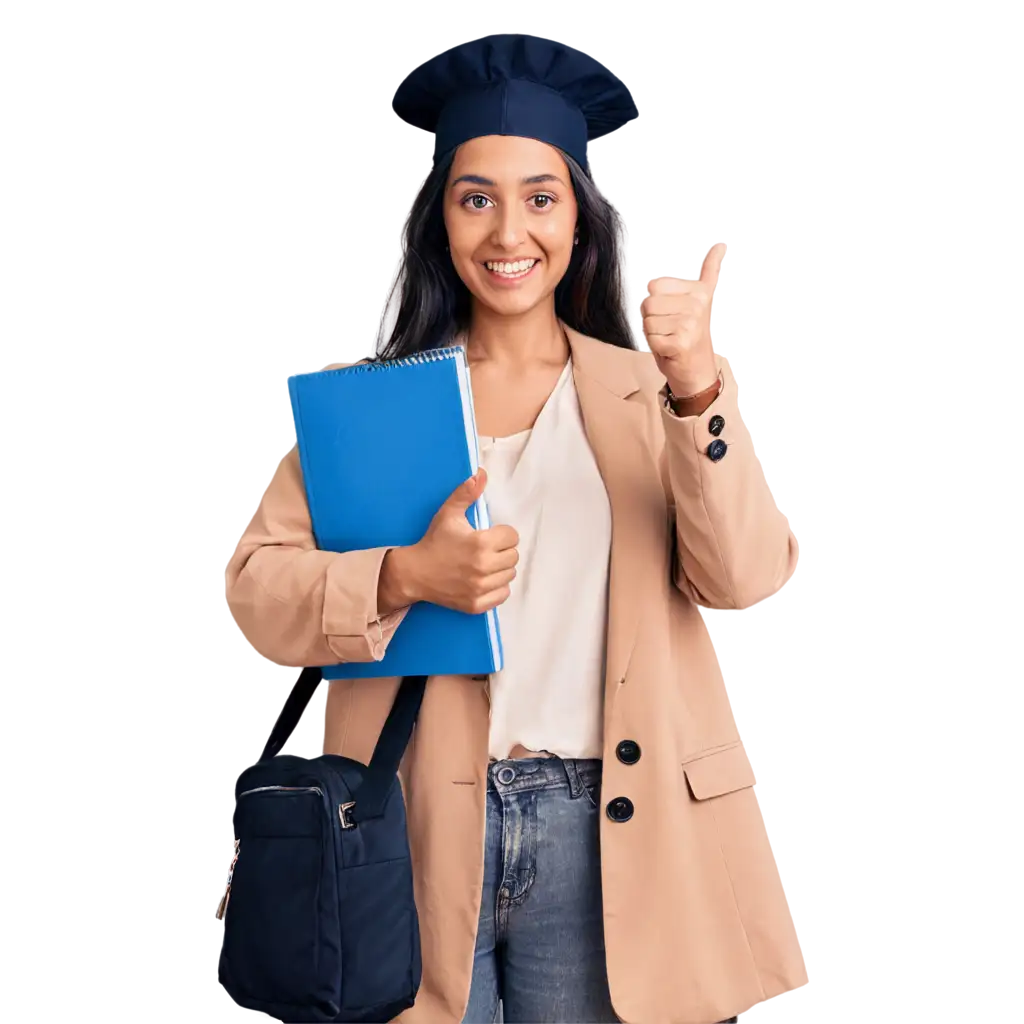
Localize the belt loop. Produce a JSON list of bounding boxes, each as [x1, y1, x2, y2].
[[562, 757, 584, 798]]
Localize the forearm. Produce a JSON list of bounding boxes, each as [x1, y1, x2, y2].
[[660, 354, 798, 609], [376, 545, 422, 615], [227, 542, 411, 666], [225, 446, 411, 666]]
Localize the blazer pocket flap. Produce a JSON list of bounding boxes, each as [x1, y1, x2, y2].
[[682, 742, 756, 799]]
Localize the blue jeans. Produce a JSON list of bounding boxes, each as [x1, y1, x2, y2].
[[461, 756, 618, 1024]]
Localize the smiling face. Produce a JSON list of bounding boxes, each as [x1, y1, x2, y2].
[[443, 134, 578, 318]]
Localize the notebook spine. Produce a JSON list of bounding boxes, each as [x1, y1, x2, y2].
[[322, 345, 465, 374]]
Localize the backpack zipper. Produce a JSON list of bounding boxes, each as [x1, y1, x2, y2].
[[216, 786, 325, 919], [237, 782, 321, 798]]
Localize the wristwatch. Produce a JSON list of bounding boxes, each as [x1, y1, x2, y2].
[[665, 372, 723, 417]]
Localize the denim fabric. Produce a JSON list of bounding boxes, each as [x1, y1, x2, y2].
[[461, 756, 618, 1024]]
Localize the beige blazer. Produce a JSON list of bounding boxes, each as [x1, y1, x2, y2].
[[225, 321, 808, 1024]]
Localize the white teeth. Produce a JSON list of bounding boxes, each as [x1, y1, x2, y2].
[[485, 258, 538, 276]]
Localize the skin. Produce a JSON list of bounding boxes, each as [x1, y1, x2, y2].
[[643, 245, 726, 396], [444, 133, 580, 438], [378, 134, 727, 617]]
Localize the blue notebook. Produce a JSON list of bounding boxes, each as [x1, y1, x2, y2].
[[287, 344, 504, 679]]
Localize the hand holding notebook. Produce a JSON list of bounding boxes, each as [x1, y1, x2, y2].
[[383, 465, 519, 616], [287, 344, 505, 679]]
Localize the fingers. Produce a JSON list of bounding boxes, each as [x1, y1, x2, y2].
[[646, 277, 700, 297], [643, 272, 700, 284], [641, 277, 714, 344], [641, 292, 705, 316], [470, 584, 513, 615], [643, 313, 702, 338], [645, 243, 727, 300], [480, 522, 519, 551], [495, 545, 520, 571], [479, 543, 519, 571], [641, 292, 710, 336], [479, 565, 517, 592], [471, 532, 519, 575], [461, 546, 516, 613], [638, 249, 720, 350], [643, 290, 708, 350]]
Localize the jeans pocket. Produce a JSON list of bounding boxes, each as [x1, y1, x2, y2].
[[578, 770, 602, 810]]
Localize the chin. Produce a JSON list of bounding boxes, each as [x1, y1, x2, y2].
[[479, 271, 566, 312], [479, 290, 548, 317]]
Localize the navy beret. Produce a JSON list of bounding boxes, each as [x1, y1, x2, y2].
[[392, 33, 638, 172]]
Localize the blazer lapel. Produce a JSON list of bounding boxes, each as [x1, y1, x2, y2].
[[563, 322, 666, 692]]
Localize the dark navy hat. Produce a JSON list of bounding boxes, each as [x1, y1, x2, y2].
[[392, 34, 638, 172]]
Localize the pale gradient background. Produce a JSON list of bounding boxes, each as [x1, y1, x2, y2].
[[2, 2, 1021, 1021]]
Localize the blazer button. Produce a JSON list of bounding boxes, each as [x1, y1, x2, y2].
[[708, 414, 725, 436], [606, 796, 634, 822], [615, 739, 641, 764], [706, 438, 728, 462]]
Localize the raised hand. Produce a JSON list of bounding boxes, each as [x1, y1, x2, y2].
[[641, 242, 726, 396]]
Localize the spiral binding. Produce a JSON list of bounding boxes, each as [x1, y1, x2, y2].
[[325, 345, 465, 375]]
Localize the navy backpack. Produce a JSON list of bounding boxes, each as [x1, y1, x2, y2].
[[215, 668, 426, 1023]]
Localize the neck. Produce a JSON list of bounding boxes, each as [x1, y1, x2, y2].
[[464, 302, 569, 370]]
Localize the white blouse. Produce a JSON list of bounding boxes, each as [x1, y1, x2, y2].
[[472, 356, 613, 761]]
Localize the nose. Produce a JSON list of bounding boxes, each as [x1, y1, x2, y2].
[[491, 203, 527, 251]]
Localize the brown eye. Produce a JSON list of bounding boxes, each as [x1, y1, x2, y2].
[[532, 194, 554, 209]]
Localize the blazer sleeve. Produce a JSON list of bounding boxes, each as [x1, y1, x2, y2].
[[225, 359, 412, 667], [658, 353, 799, 610]]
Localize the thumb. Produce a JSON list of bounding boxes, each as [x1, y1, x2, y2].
[[700, 242, 727, 291], [445, 466, 487, 512]]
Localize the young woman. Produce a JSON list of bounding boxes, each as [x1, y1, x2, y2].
[[226, 34, 807, 1024]]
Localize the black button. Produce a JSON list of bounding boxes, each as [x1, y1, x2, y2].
[[706, 438, 728, 462], [606, 796, 634, 822], [708, 414, 725, 436], [616, 739, 641, 764]]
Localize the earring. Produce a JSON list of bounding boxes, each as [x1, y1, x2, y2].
[[573, 233, 579, 246]]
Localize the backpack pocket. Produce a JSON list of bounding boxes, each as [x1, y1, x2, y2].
[[338, 858, 419, 1015], [221, 785, 332, 1008]]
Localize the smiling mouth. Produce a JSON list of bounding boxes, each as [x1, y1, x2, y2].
[[482, 258, 541, 279]]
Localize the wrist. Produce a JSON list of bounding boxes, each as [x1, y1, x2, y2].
[[665, 366, 719, 398], [378, 545, 422, 613], [665, 371, 722, 417]]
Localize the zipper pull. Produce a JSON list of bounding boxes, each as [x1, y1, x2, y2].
[[214, 839, 239, 929]]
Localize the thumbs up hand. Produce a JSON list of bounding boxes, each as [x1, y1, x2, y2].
[[390, 467, 520, 616], [641, 242, 726, 396]]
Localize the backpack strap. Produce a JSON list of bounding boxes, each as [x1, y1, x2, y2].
[[347, 673, 427, 824]]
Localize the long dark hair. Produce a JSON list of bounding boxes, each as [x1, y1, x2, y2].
[[372, 147, 638, 361]]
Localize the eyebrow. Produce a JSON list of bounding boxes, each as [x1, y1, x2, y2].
[[449, 173, 565, 189]]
